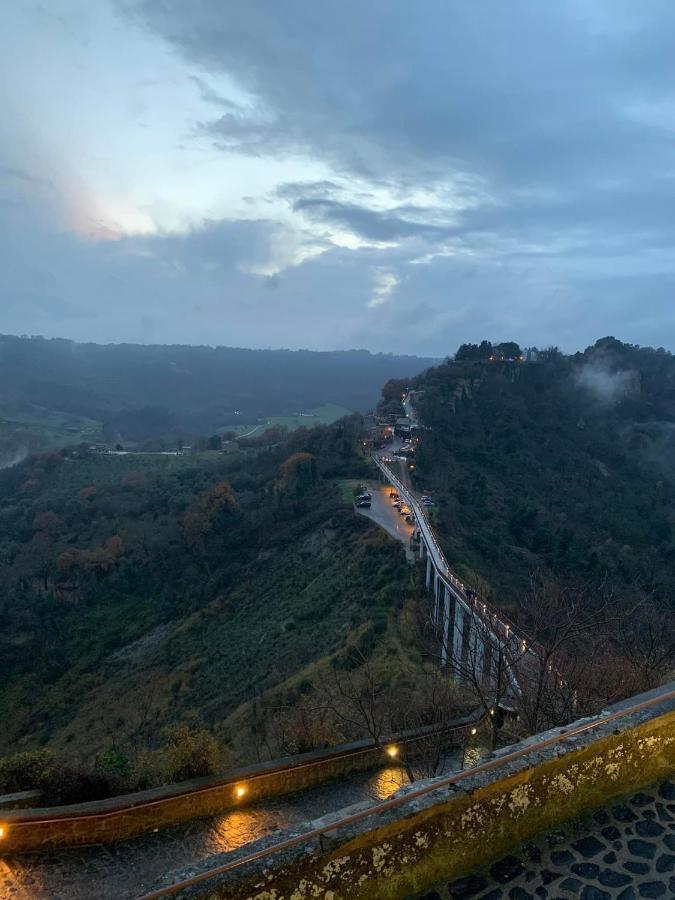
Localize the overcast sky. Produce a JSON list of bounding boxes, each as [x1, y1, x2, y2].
[[3, 1, 675, 356]]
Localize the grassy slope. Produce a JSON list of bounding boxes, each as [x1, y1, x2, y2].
[[410, 353, 675, 616], [0, 437, 412, 761]]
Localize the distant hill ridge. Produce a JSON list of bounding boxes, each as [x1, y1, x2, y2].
[[0, 333, 437, 439], [403, 337, 675, 614]]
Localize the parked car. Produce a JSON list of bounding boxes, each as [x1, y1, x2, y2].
[[389, 490, 399, 499], [405, 514, 414, 524], [355, 499, 371, 508], [356, 492, 372, 501]]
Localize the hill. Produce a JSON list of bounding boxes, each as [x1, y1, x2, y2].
[[0, 418, 422, 768], [403, 338, 675, 625], [0, 334, 435, 453]]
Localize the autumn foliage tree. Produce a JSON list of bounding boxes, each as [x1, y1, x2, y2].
[[276, 452, 317, 512], [57, 535, 125, 576], [183, 481, 239, 572]]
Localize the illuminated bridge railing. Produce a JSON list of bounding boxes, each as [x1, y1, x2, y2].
[[373, 455, 541, 670]]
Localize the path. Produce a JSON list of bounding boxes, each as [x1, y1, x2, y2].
[[418, 778, 675, 900], [0, 766, 408, 900], [0, 748, 461, 900]]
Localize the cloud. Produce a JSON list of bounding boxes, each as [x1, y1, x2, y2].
[[368, 269, 399, 308], [291, 197, 453, 244], [575, 362, 638, 405], [5, 1, 675, 354]]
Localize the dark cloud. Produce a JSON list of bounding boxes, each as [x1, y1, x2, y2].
[[4, 1, 675, 354], [291, 197, 452, 243]]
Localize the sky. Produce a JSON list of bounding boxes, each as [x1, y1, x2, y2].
[[3, 1, 675, 356]]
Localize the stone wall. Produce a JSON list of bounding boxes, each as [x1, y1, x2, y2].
[[165, 683, 675, 900], [0, 712, 480, 852]]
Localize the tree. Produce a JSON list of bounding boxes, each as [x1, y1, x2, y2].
[[427, 601, 527, 750], [613, 600, 675, 693], [494, 341, 522, 360], [455, 343, 480, 361], [314, 650, 473, 782]]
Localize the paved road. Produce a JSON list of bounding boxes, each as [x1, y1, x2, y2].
[[418, 778, 675, 899], [0, 749, 465, 900], [355, 480, 414, 559], [0, 766, 412, 900]]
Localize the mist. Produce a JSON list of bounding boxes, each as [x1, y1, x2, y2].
[[0, 445, 28, 470], [575, 363, 638, 405]]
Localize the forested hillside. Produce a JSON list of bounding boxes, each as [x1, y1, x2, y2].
[[0, 334, 435, 449], [407, 338, 675, 628], [0, 417, 413, 770]]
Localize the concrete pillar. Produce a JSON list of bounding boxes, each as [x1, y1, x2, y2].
[[425, 553, 432, 589], [441, 584, 452, 666], [452, 602, 464, 676], [481, 641, 493, 684], [474, 626, 485, 682], [465, 616, 486, 683]]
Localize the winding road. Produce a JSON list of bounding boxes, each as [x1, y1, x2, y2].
[[0, 766, 419, 899]]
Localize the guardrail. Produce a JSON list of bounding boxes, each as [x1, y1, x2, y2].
[[373, 454, 540, 655], [372, 455, 545, 696], [0, 710, 484, 853], [136, 683, 675, 899]]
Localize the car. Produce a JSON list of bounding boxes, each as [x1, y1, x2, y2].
[[423, 498, 435, 506], [399, 506, 410, 516], [393, 500, 403, 508], [389, 490, 399, 499], [356, 492, 372, 501], [355, 499, 371, 508], [405, 514, 414, 524]]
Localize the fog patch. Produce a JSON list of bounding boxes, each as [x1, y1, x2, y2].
[[0, 445, 28, 469], [575, 363, 638, 405]]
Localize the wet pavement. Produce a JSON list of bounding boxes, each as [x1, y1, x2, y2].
[[0, 763, 425, 899], [419, 778, 675, 900], [356, 480, 414, 559]]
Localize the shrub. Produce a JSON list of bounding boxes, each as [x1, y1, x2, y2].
[[95, 747, 131, 779], [0, 749, 53, 793], [162, 725, 220, 783], [38, 766, 126, 805]]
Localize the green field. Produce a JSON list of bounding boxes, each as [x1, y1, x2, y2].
[[228, 403, 352, 436], [267, 402, 352, 431]]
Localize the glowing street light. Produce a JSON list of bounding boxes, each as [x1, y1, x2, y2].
[[386, 744, 399, 758], [470, 727, 477, 736], [235, 785, 247, 799], [0, 825, 6, 840]]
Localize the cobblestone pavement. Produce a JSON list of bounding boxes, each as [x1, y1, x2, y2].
[[0, 759, 460, 900], [418, 779, 675, 900]]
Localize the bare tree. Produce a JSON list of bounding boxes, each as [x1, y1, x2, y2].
[[613, 599, 675, 692], [426, 600, 528, 750], [313, 649, 474, 783]]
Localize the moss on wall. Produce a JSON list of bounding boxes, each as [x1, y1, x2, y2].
[[214, 704, 675, 900]]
